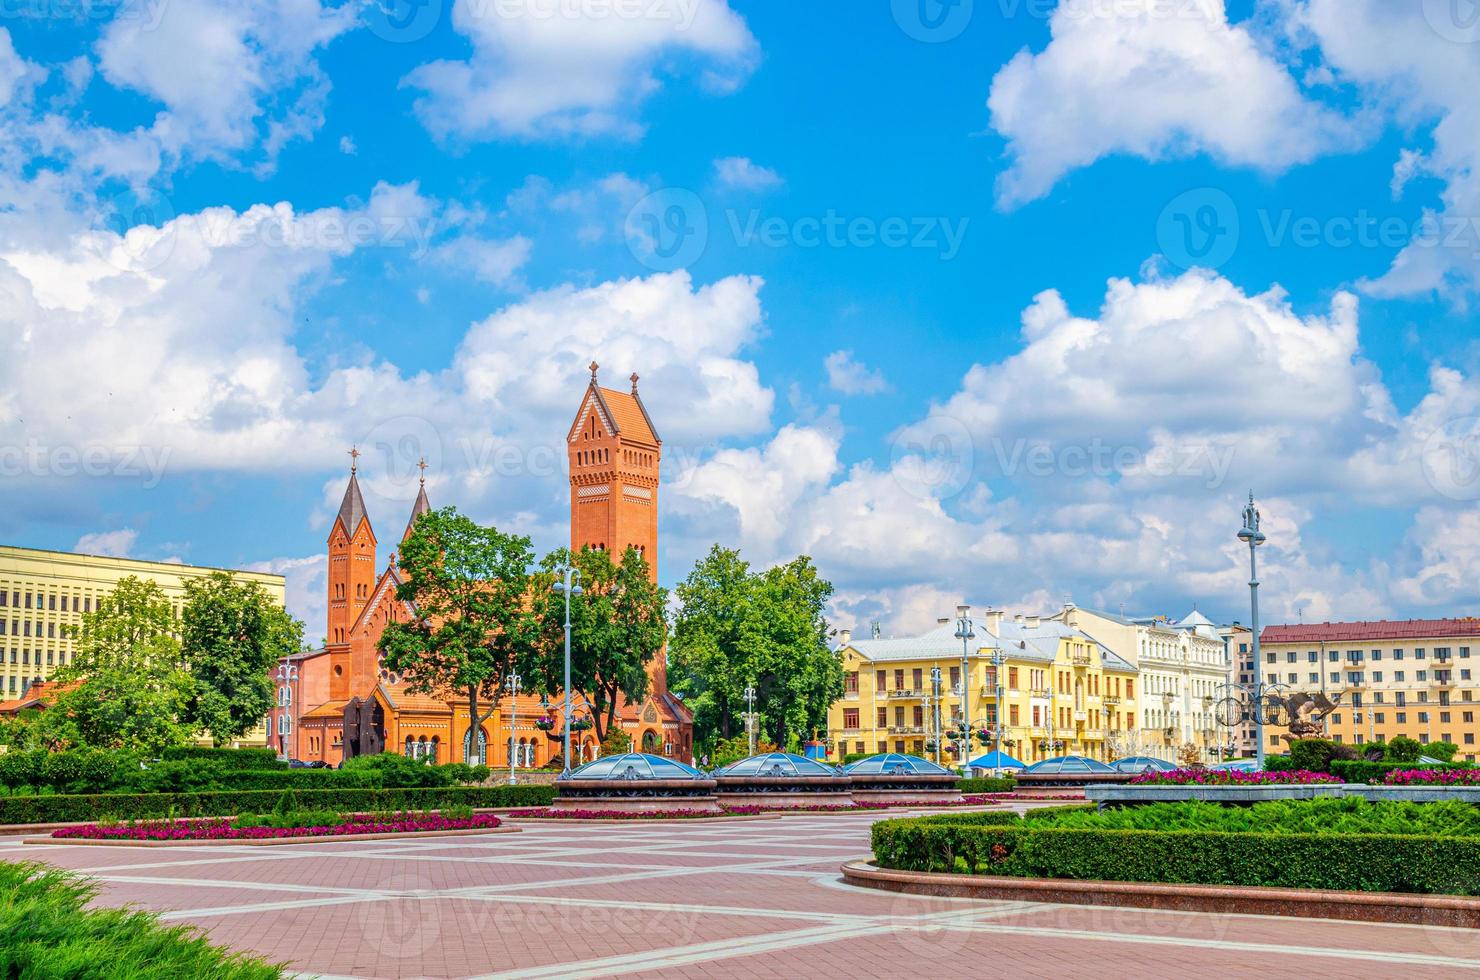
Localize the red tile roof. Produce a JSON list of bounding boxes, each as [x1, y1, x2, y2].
[[1262, 619, 1480, 643]]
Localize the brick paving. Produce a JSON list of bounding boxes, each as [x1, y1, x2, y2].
[[8, 808, 1480, 978]]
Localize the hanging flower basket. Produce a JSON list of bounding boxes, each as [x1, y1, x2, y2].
[[533, 716, 557, 733], [568, 717, 593, 733]]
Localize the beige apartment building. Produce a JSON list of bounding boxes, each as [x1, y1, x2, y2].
[[1259, 619, 1480, 762], [0, 545, 285, 722]]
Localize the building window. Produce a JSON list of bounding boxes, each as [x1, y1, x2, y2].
[[844, 672, 858, 694], [876, 707, 887, 727], [843, 708, 859, 729]]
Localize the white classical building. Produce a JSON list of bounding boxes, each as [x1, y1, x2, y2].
[[1052, 603, 1233, 763]]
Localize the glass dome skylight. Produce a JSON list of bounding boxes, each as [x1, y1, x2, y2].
[[563, 753, 705, 780], [841, 753, 954, 776], [713, 752, 842, 778]]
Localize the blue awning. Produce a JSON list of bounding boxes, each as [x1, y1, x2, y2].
[[967, 750, 1026, 769]]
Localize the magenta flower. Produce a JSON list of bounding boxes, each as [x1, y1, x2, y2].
[[53, 812, 503, 842], [1127, 769, 1340, 786]]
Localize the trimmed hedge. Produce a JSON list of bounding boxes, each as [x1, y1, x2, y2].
[[870, 810, 1480, 894], [957, 777, 1016, 794], [0, 784, 555, 825], [160, 747, 286, 770]]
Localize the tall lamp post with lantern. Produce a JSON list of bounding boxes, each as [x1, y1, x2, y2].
[[1238, 492, 1268, 769], [550, 567, 583, 775], [954, 605, 975, 768]]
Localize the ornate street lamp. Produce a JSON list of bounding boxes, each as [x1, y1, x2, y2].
[[551, 568, 584, 774], [1238, 492, 1268, 769], [506, 672, 522, 785], [954, 605, 974, 768]]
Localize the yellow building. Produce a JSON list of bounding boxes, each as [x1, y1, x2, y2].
[[828, 610, 1140, 766], [1259, 618, 1480, 762], [0, 545, 286, 741]]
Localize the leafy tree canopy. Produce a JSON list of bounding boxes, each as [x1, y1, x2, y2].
[[670, 546, 841, 751], [381, 507, 540, 761], [180, 571, 305, 744], [531, 546, 667, 742]]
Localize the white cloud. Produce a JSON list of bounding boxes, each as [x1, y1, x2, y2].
[[404, 0, 757, 141], [247, 553, 327, 635], [74, 528, 138, 558], [987, 0, 1352, 207], [88, 0, 355, 172], [1286, 0, 1480, 300], [338, 135, 357, 155], [713, 156, 782, 191], [824, 350, 889, 396], [0, 28, 32, 107], [432, 234, 532, 286]]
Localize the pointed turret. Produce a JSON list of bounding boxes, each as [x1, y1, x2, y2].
[[403, 457, 431, 542], [327, 448, 378, 695], [333, 448, 371, 541]]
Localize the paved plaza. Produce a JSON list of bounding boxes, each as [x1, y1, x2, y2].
[[7, 810, 1480, 978]]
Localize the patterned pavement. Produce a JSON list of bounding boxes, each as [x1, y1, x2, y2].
[[8, 809, 1480, 978]]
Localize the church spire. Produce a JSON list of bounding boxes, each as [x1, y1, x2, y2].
[[333, 448, 371, 540], [403, 457, 431, 542]]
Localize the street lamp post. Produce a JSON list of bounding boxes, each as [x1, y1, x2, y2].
[[744, 684, 757, 756], [992, 650, 1006, 766], [550, 568, 584, 774], [930, 666, 943, 765], [274, 661, 298, 761], [506, 673, 522, 785], [1238, 492, 1268, 769], [954, 605, 974, 768]]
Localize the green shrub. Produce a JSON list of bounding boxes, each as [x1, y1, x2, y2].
[[0, 860, 284, 977], [1287, 739, 1356, 773], [122, 760, 228, 795], [1329, 759, 1472, 784], [842, 752, 871, 764], [957, 777, 1016, 794], [0, 750, 45, 791], [1428, 741, 1461, 762], [870, 805, 1480, 894], [1387, 736, 1423, 763], [159, 746, 286, 770], [234, 809, 345, 830], [342, 752, 453, 787], [0, 784, 556, 824], [1024, 797, 1480, 835], [1259, 755, 1294, 772]]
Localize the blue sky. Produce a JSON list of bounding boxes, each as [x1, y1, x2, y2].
[[3, 0, 1480, 640]]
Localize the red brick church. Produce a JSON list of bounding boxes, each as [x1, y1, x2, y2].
[[269, 365, 693, 767]]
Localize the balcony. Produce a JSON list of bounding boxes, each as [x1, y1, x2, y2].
[[1032, 688, 1052, 699], [1432, 674, 1456, 688], [1071, 652, 1092, 666], [1073, 710, 1087, 723], [886, 689, 926, 699], [1102, 696, 1121, 706], [888, 725, 926, 735]]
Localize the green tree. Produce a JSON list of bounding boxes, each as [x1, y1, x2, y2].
[[66, 575, 179, 672], [180, 571, 305, 745], [670, 546, 842, 749], [532, 546, 667, 742], [380, 507, 540, 763], [41, 650, 197, 754], [45, 576, 197, 752]]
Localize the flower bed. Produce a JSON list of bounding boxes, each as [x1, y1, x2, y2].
[[51, 812, 502, 842], [1383, 768, 1480, 786], [1128, 768, 1340, 786]]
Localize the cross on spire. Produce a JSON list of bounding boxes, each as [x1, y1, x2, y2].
[[589, 361, 600, 381], [417, 456, 428, 486], [630, 372, 640, 393], [349, 445, 360, 473]]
